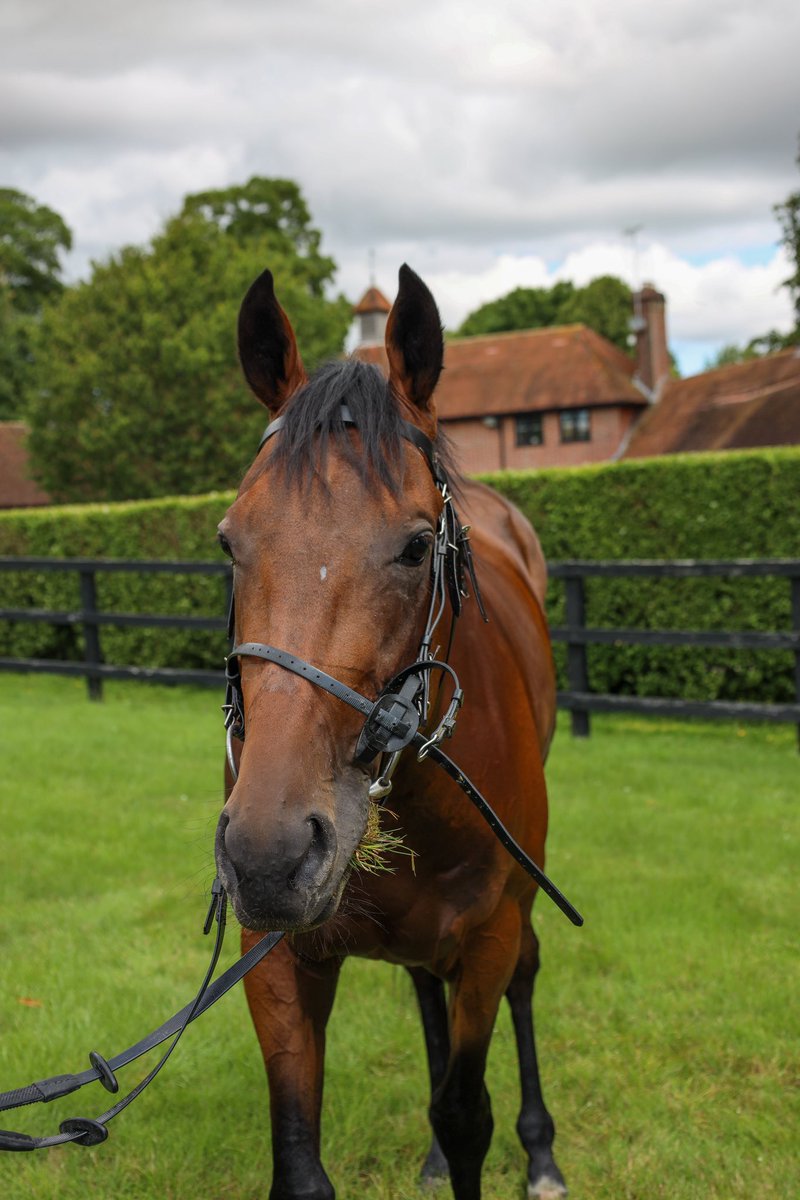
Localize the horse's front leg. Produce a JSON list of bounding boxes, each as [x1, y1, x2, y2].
[[430, 900, 522, 1200], [408, 965, 451, 1185], [506, 919, 566, 1198], [241, 932, 342, 1200]]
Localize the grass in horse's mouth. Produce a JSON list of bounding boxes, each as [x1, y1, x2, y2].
[[351, 803, 416, 875]]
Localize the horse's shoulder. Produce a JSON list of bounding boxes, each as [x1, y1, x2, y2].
[[460, 479, 548, 610]]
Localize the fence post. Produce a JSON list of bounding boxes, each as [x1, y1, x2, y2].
[[791, 574, 800, 752], [565, 573, 590, 737], [79, 568, 103, 701]]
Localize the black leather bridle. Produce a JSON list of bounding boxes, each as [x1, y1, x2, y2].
[[0, 403, 581, 1155], [223, 405, 582, 923]]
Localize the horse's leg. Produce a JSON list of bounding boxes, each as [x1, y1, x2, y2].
[[429, 902, 521, 1200], [241, 932, 341, 1200], [506, 920, 567, 1198], [408, 966, 451, 1185]]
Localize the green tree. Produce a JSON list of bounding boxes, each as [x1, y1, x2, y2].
[[457, 281, 575, 337], [718, 139, 800, 366], [773, 138, 800, 328], [457, 275, 634, 352], [0, 188, 72, 418], [24, 178, 352, 502], [555, 275, 634, 352]]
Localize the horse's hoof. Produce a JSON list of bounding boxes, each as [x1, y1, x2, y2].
[[528, 1173, 568, 1199], [419, 1139, 449, 1187]]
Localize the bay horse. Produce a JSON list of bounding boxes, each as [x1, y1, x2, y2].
[[215, 265, 568, 1200]]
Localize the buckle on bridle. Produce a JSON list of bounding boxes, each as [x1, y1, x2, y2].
[[355, 685, 422, 764]]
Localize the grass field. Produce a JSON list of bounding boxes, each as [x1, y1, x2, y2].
[[0, 675, 797, 1199]]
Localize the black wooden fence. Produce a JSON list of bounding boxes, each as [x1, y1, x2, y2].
[[1, 555, 799, 741], [549, 559, 800, 743], [0, 556, 232, 698]]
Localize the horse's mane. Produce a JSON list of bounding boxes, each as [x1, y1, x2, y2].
[[266, 357, 462, 495]]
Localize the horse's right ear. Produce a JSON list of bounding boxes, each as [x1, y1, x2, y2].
[[237, 269, 307, 414], [385, 264, 444, 420]]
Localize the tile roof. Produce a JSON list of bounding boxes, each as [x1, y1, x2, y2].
[[353, 286, 392, 315], [0, 422, 51, 508], [357, 324, 647, 418], [624, 347, 800, 457]]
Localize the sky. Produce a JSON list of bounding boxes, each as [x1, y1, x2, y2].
[[2, 0, 799, 376]]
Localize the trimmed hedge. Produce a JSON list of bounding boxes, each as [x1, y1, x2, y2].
[[0, 492, 234, 671], [1, 448, 799, 703], [480, 448, 800, 704]]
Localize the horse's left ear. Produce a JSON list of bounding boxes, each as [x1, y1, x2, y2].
[[385, 264, 444, 419], [238, 269, 307, 414]]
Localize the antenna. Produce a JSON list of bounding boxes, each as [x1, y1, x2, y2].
[[368, 247, 376, 288], [623, 225, 645, 344], [623, 224, 643, 290]]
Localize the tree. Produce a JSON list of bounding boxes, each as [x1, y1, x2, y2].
[[457, 281, 575, 337], [0, 188, 72, 418], [24, 178, 352, 502], [457, 275, 634, 353], [773, 137, 800, 328], [719, 139, 800, 366], [0, 188, 72, 312], [554, 275, 634, 352]]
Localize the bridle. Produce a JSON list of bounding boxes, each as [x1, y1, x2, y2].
[[223, 404, 582, 924], [0, 402, 581, 1155], [224, 403, 483, 794]]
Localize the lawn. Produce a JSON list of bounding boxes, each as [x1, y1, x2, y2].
[[0, 675, 797, 1199]]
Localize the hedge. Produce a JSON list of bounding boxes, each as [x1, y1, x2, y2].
[[480, 448, 800, 705], [0, 492, 234, 673], [1, 448, 799, 704]]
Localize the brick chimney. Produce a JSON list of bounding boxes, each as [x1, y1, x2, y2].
[[631, 283, 670, 397], [353, 285, 392, 346]]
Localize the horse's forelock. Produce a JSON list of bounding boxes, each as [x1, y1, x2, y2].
[[264, 358, 460, 496]]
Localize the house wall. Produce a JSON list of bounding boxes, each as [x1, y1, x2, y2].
[[443, 406, 642, 473]]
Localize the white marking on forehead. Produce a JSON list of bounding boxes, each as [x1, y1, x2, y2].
[[320, 565, 328, 581]]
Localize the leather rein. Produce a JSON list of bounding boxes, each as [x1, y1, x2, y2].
[[0, 405, 581, 1155]]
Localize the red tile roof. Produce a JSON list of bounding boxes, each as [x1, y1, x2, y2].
[[625, 348, 800, 458], [0, 422, 51, 508], [353, 286, 392, 315], [357, 324, 646, 418]]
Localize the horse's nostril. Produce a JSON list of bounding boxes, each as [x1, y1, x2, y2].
[[287, 815, 333, 892]]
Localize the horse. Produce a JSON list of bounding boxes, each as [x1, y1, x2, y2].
[[214, 264, 568, 1200]]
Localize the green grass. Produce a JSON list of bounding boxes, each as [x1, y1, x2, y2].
[[0, 675, 797, 1199]]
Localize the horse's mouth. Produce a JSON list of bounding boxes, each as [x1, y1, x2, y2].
[[225, 870, 346, 933]]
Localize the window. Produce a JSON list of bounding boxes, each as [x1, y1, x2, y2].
[[559, 408, 591, 443], [515, 413, 543, 447]]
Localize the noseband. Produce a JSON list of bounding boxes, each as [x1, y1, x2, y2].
[[223, 405, 582, 927], [225, 404, 479, 785]]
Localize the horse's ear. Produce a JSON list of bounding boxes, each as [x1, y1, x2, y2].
[[385, 264, 444, 418], [237, 269, 307, 413]]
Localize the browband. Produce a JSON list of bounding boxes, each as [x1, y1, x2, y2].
[[259, 404, 444, 484]]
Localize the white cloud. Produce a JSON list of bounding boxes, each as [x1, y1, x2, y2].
[[0, 0, 797, 373]]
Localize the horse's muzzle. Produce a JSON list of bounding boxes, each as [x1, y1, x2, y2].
[[214, 808, 341, 931]]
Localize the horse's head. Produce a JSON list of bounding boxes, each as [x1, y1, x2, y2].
[[215, 265, 446, 931]]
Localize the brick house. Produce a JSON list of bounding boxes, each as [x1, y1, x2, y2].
[[354, 285, 667, 472], [0, 422, 50, 508]]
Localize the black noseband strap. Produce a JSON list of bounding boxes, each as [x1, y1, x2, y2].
[[225, 641, 583, 927]]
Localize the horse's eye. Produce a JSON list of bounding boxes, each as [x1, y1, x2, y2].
[[217, 532, 235, 560], [397, 533, 432, 567]]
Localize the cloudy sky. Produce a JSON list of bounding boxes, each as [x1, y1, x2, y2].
[[2, 0, 798, 374]]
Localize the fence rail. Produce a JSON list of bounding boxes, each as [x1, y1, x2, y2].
[[2, 555, 799, 742], [548, 558, 800, 743], [0, 556, 232, 696]]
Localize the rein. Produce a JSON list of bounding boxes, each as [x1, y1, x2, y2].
[[0, 402, 581, 1155], [0, 884, 282, 1151]]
